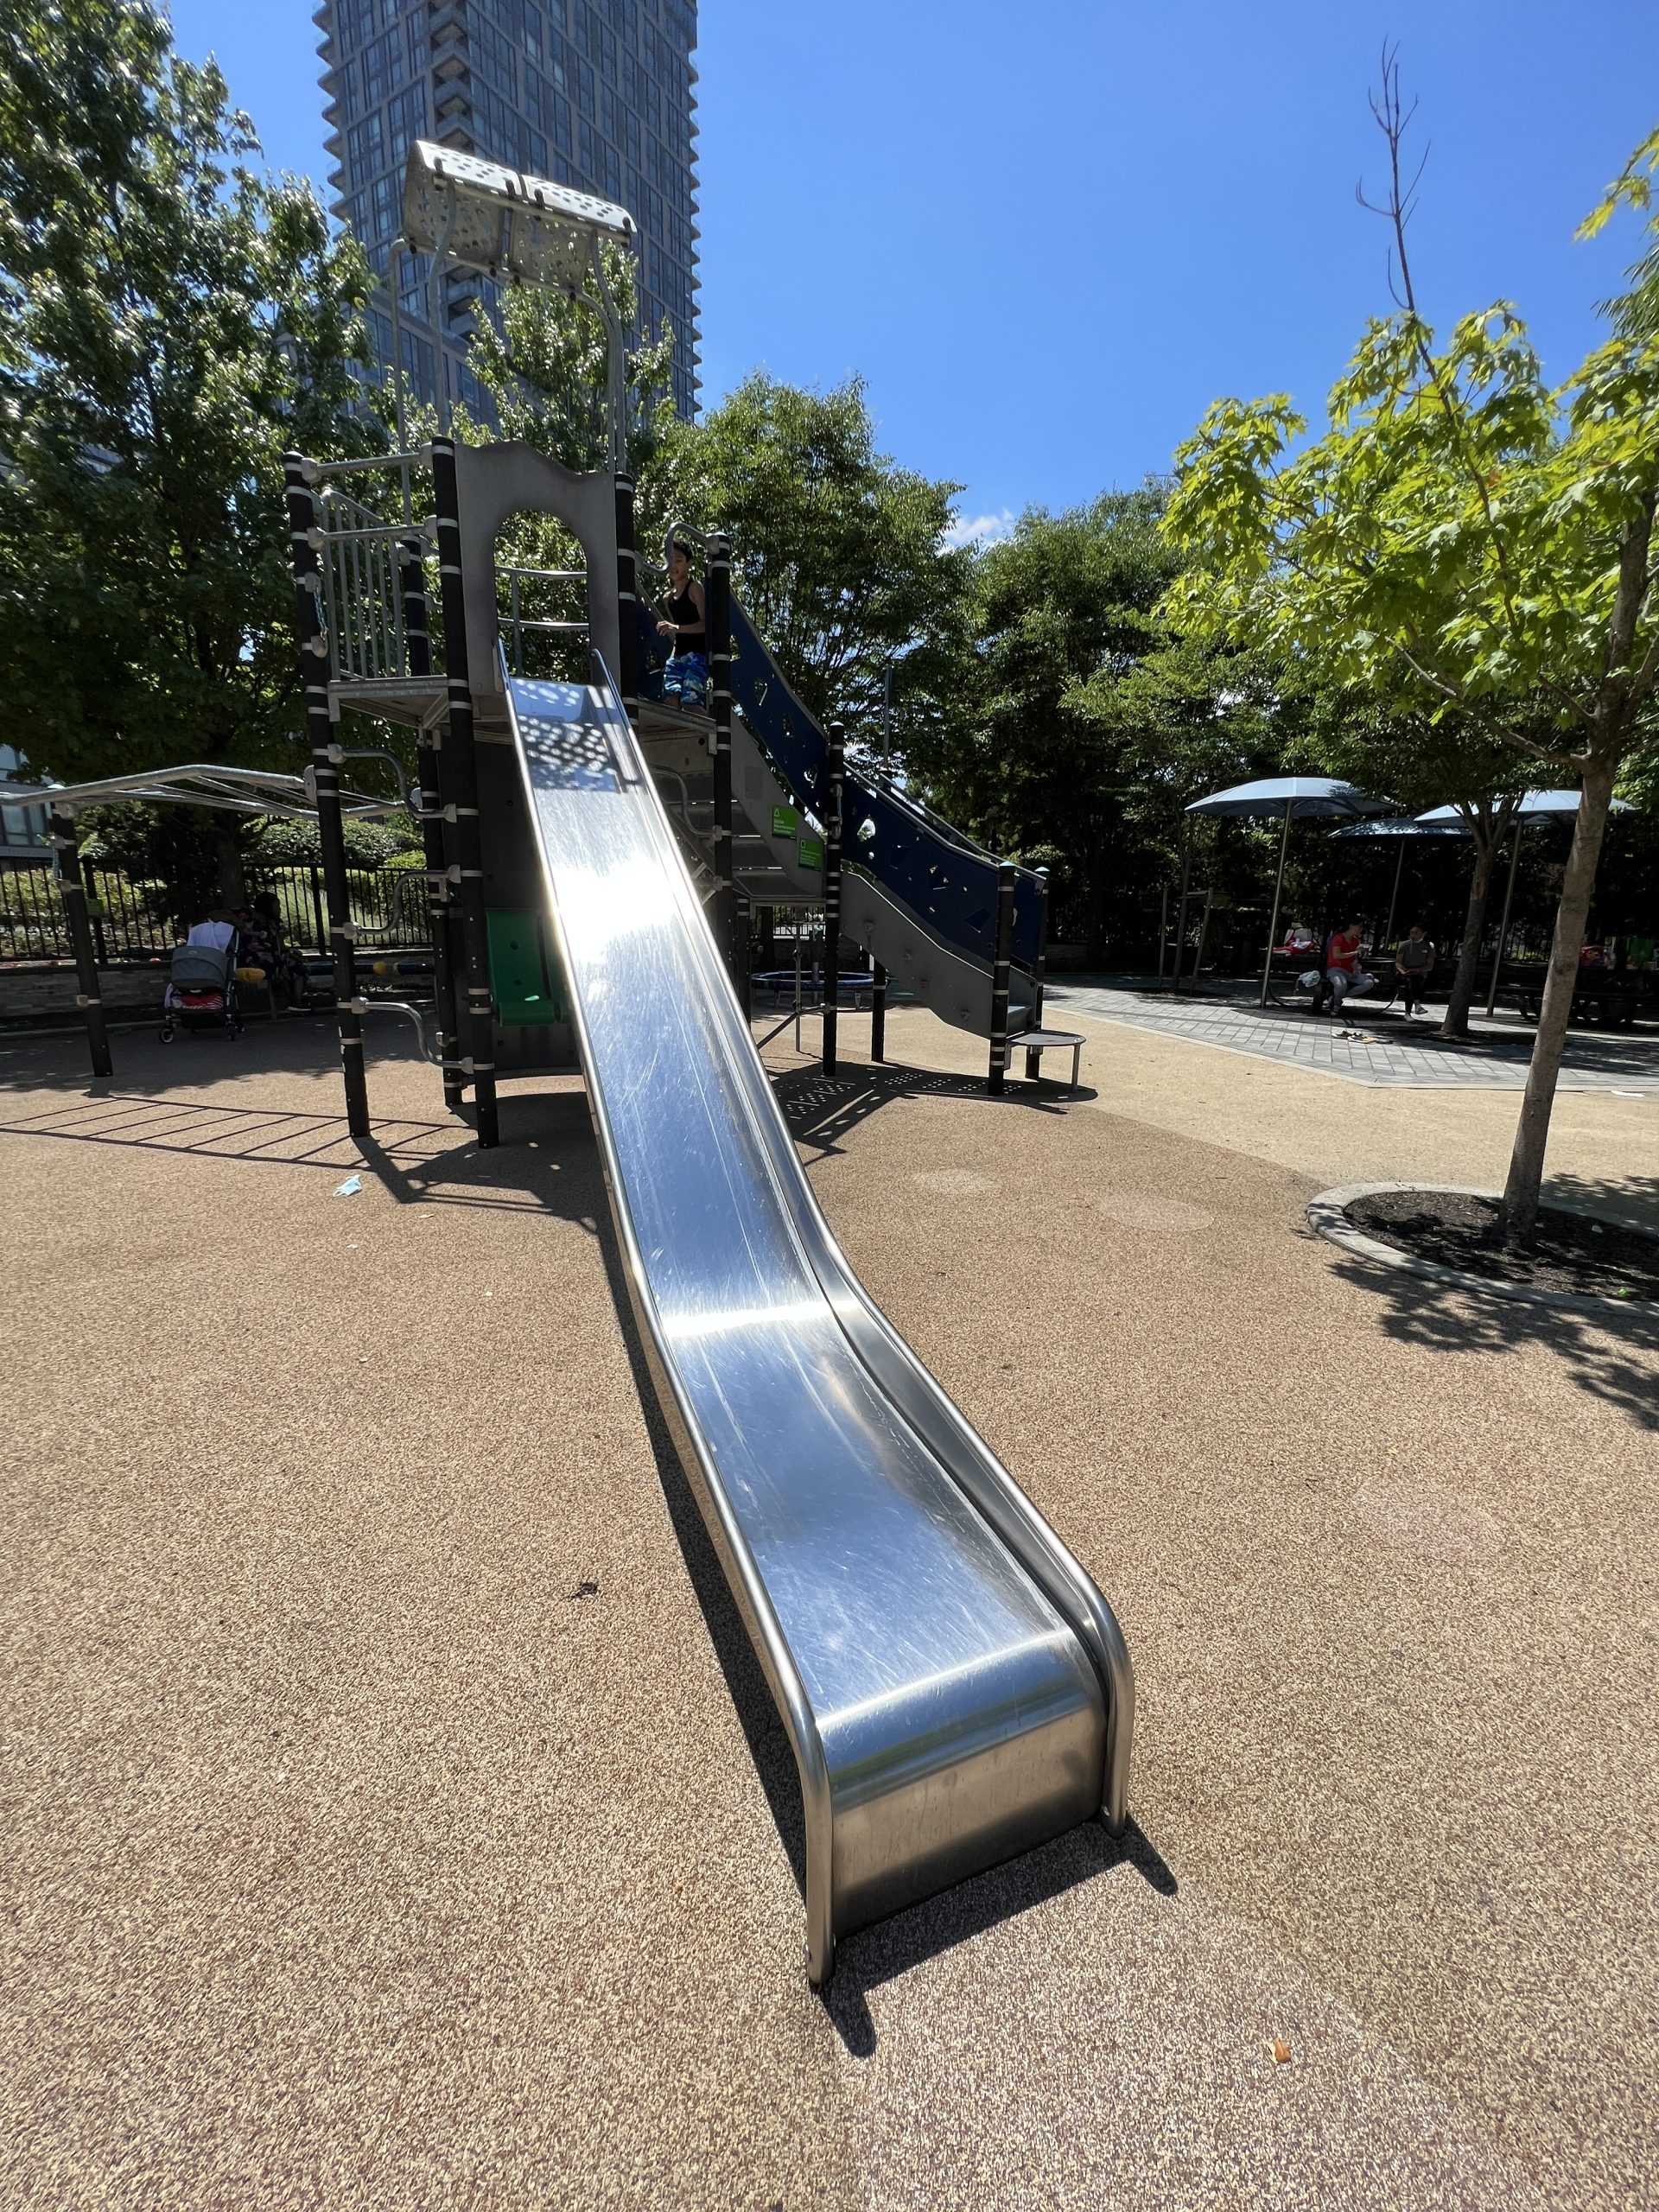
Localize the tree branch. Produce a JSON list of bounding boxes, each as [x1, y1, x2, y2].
[[1358, 48, 1531, 652]]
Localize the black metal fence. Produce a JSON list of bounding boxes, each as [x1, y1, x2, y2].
[[0, 861, 432, 963]]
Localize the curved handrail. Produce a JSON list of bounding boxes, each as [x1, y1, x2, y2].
[[723, 601, 1046, 972]]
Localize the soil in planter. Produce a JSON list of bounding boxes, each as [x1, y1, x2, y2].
[[1344, 1189, 1659, 1304]]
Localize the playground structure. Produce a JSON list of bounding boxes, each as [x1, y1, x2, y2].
[[5, 142, 1129, 1983]]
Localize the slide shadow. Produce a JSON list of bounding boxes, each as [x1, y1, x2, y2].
[[769, 1055, 1085, 1160], [824, 1818, 1178, 2057]]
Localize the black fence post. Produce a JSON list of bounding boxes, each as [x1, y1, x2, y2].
[[822, 722, 844, 1072], [704, 529, 734, 977], [988, 862, 1015, 1096], [614, 472, 640, 721], [1024, 867, 1050, 1081], [283, 452, 369, 1142], [48, 808, 111, 1078], [871, 959, 887, 1063], [399, 534, 465, 1116], [429, 436, 500, 1150]]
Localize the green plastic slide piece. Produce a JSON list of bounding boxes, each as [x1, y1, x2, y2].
[[487, 909, 569, 1025]]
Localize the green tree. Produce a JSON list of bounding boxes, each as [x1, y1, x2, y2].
[[0, 0, 375, 898], [661, 373, 970, 748], [1162, 73, 1659, 1242], [1295, 689, 1531, 1037], [906, 491, 1286, 952], [452, 239, 678, 683]]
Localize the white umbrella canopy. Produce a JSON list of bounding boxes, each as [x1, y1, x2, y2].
[[1415, 789, 1634, 825], [1185, 779, 1390, 1003], [1187, 775, 1389, 821]]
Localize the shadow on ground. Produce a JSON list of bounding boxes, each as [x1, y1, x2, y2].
[[1325, 1192, 1659, 1429], [823, 1818, 1177, 2058], [3, 1018, 1175, 2030], [770, 1056, 1085, 1160]]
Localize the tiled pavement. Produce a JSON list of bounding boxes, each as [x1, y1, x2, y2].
[[1045, 977, 1659, 1091]]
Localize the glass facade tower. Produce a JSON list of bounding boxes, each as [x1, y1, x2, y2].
[[316, 0, 701, 419]]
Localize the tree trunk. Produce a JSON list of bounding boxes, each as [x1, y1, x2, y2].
[[214, 821, 246, 912], [1497, 753, 1618, 1247], [1440, 832, 1498, 1042]]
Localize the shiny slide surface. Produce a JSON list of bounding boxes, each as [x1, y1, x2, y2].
[[508, 675, 1133, 1982]]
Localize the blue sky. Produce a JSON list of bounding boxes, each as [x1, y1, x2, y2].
[[168, 1, 1659, 537]]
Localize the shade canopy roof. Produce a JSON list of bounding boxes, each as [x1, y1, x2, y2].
[[0, 763, 397, 825], [1328, 814, 1472, 840], [1416, 789, 1635, 826], [402, 140, 635, 295], [1186, 775, 1389, 821]]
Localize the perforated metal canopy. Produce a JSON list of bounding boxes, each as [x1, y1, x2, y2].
[[0, 764, 397, 823], [402, 140, 635, 294]]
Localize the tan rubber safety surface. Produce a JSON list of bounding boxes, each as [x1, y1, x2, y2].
[[2, 1006, 1656, 2212]]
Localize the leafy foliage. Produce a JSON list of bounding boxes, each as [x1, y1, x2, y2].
[[904, 489, 1294, 948], [1161, 70, 1659, 1235], [651, 372, 970, 748], [0, 0, 376, 785]]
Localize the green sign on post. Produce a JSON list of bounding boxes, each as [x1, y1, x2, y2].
[[798, 836, 823, 872]]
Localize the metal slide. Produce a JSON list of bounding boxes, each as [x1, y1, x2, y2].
[[507, 671, 1132, 1983]]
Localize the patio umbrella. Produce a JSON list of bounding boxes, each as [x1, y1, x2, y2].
[[1417, 791, 1635, 1014], [1186, 777, 1389, 1005], [1327, 815, 1472, 954]]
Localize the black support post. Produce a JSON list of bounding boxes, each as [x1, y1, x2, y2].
[[704, 529, 734, 977], [734, 887, 752, 1020], [822, 722, 844, 1072], [871, 960, 887, 1063], [48, 808, 111, 1078], [80, 854, 109, 967], [1172, 821, 1192, 991], [283, 453, 369, 1142], [614, 472, 640, 718], [988, 862, 1015, 1096], [1024, 867, 1050, 1081], [399, 535, 464, 1115], [429, 436, 500, 1149]]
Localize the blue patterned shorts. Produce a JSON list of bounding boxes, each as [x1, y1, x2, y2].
[[662, 650, 709, 709]]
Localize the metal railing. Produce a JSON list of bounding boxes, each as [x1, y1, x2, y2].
[[499, 563, 589, 678], [0, 861, 434, 964]]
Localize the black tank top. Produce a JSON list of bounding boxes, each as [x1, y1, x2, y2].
[[664, 583, 703, 652]]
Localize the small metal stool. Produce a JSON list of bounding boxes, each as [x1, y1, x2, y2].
[[1014, 1027, 1086, 1092]]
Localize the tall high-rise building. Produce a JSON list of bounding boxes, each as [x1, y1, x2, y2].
[[316, 0, 700, 421]]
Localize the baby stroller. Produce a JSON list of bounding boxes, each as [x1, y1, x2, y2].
[[160, 923, 243, 1043]]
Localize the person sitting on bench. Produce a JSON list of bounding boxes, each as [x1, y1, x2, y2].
[[1320, 918, 1364, 1017], [1394, 923, 1435, 1016]]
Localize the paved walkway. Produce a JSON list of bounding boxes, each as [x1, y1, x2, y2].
[[1046, 978, 1659, 1091]]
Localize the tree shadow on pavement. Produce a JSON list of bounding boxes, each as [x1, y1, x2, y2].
[[769, 1056, 1086, 1161], [1327, 1216, 1659, 1432]]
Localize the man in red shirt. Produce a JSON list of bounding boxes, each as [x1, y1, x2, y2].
[[1325, 918, 1364, 1016]]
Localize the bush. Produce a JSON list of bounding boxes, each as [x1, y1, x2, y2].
[[247, 816, 410, 868]]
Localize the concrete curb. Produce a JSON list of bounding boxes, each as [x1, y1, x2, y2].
[[1306, 1181, 1659, 1320]]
